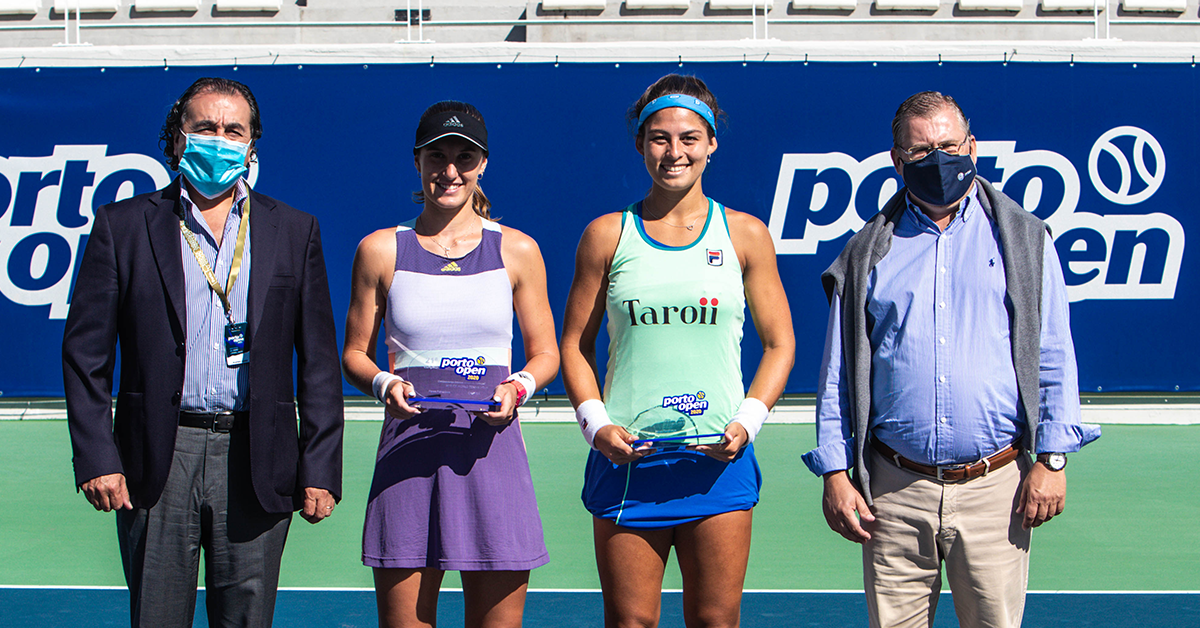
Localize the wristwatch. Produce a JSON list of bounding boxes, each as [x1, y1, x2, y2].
[[1036, 452, 1068, 471]]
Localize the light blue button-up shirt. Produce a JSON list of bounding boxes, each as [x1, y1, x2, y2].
[[179, 179, 251, 413], [803, 187, 1100, 475]]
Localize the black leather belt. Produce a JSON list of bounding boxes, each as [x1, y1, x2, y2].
[[178, 410, 247, 433]]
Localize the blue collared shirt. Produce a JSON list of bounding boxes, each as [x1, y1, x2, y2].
[[803, 187, 1100, 475], [178, 179, 251, 412]]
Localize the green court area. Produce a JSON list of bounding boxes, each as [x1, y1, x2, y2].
[[2, 419, 1197, 592]]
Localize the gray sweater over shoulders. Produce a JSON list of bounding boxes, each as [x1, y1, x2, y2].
[[820, 177, 1049, 503]]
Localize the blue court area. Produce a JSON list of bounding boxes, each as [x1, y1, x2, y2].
[[2, 588, 1197, 627]]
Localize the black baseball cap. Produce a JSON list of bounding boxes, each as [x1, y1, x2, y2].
[[414, 110, 488, 154]]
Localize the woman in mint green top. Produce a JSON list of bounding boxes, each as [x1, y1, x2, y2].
[[562, 74, 796, 627]]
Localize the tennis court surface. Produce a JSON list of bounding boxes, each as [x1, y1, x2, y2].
[[3, 416, 1197, 626]]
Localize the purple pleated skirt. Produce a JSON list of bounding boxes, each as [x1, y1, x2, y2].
[[362, 406, 548, 571]]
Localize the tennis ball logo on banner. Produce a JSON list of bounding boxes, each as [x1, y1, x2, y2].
[[766, 126, 1184, 303], [439, 357, 487, 381], [0, 145, 259, 320], [662, 391, 709, 416]]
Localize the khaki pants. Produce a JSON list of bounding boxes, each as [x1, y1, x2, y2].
[[862, 447, 1031, 628]]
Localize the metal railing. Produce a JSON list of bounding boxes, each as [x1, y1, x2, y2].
[[5, 1, 1199, 45], [55, 1, 92, 46]]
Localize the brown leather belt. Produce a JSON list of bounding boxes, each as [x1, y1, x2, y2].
[[178, 410, 247, 433], [872, 439, 1020, 482]]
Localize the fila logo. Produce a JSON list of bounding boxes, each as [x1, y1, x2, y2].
[[623, 297, 719, 327], [440, 261, 462, 272], [444, 116, 464, 128], [707, 249, 723, 266]]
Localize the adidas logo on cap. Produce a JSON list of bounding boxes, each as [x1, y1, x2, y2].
[[444, 116, 464, 128]]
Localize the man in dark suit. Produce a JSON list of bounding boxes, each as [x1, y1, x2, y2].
[[62, 77, 344, 627]]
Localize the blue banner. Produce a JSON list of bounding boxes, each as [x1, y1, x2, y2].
[[0, 62, 1193, 396]]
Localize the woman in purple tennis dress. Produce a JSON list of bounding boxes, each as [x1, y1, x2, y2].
[[343, 101, 559, 628]]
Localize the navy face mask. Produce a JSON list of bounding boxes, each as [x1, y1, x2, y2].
[[901, 149, 976, 207]]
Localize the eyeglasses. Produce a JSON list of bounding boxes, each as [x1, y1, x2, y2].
[[895, 136, 972, 162]]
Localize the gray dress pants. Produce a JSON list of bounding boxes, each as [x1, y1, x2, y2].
[[116, 424, 291, 628]]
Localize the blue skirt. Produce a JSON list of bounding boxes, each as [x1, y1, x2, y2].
[[581, 443, 761, 529]]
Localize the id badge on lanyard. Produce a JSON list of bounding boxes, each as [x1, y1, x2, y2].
[[225, 322, 249, 367]]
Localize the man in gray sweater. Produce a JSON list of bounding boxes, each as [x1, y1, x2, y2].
[[801, 91, 1099, 628]]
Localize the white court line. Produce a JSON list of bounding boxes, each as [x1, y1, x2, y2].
[[1027, 590, 1200, 595], [5, 401, 1199, 425], [345, 404, 1200, 426], [0, 585, 128, 590], [4, 585, 1197, 595]]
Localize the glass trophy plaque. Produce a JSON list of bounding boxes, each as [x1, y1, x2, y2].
[[396, 352, 503, 412], [627, 405, 725, 450]]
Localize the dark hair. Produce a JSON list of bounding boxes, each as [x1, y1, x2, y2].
[[412, 100, 493, 220], [159, 77, 263, 171], [891, 91, 971, 147], [627, 74, 725, 139]]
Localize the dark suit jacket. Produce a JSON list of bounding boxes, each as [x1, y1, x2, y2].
[[63, 178, 343, 513]]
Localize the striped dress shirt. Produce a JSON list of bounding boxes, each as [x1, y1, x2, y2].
[[178, 179, 251, 413]]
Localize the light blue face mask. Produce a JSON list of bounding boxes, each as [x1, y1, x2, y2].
[[178, 133, 250, 199]]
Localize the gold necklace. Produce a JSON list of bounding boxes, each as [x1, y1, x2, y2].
[[662, 216, 700, 231], [417, 216, 468, 256], [429, 232, 459, 256], [644, 202, 705, 231]]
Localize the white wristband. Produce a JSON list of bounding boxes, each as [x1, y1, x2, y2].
[[730, 397, 770, 444], [575, 399, 613, 449], [371, 371, 403, 405], [501, 370, 537, 407]]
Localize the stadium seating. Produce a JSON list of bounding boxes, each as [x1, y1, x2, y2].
[[625, 0, 692, 8], [214, 0, 281, 9], [789, 0, 857, 9], [1120, 0, 1186, 11], [540, 0, 607, 10], [958, 0, 1023, 10], [51, 0, 119, 11], [1039, 0, 1104, 11], [874, 0, 940, 10], [708, 0, 775, 9], [0, 0, 39, 14], [133, 0, 199, 9], [0, 0, 1197, 48]]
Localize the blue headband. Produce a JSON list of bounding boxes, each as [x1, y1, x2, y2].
[[636, 94, 717, 133]]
